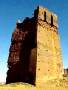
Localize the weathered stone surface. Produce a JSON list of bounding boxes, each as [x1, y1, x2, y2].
[[6, 17, 37, 84], [6, 6, 64, 86]]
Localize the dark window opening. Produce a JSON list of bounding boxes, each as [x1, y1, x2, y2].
[[44, 12, 46, 22], [51, 15, 53, 26], [34, 9, 38, 19]]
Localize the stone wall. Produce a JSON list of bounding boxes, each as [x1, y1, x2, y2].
[[6, 17, 37, 84], [35, 6, 63, 85]]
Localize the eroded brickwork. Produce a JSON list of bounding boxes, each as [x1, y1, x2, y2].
[[6, 17, 37, 84], [6, 6, 63, 86]]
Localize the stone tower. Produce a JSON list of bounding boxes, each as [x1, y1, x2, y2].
[[6, 6, 63, 85]]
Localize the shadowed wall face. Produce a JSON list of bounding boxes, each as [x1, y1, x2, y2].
[[6, 17, 37, 85]]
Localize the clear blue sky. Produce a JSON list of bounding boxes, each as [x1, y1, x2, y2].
[[0, 0, 68, 82]]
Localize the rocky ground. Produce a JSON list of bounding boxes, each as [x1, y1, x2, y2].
[[0, 77, 68, 90]]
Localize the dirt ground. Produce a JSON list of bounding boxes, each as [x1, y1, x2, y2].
[[0, 77, 68, 90]]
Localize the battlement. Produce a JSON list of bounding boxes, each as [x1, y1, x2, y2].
[[34, 6, 58, 27]]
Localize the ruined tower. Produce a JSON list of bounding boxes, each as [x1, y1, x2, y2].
[[6, 6, 63, 85]]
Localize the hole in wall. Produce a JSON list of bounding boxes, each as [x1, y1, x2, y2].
[[51, 15, 53, 26], [44, 12, 46, 22]]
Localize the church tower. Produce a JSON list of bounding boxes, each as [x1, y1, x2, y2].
[[6, 6, 63, 86]]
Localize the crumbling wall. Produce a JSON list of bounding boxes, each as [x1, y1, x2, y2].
[[6, 17, 37, 85]]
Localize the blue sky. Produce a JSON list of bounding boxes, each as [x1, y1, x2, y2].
[[0, 0, 68, 82]]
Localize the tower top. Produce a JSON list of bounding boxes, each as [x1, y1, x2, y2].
[[34, 6, 58, 28]]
